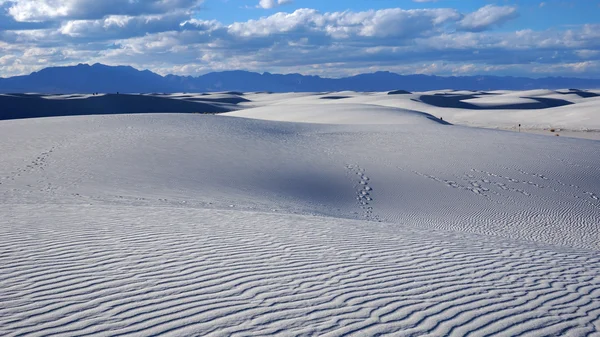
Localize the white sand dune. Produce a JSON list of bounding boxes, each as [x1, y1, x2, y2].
[[3, 89, 598, 135], [232, 90, 600, 137], [1, 105, 600, 335], [226, 103, 446, 125]]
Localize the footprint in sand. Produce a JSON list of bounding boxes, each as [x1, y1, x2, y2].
[[346, 164, 381, 222]]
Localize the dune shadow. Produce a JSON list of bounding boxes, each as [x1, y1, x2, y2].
[[526, 97, 574, 108], [319, 96, 351, 100], [388, 90, 412, 95], [473, 92, 501, 96], [558, 89, 599, 98], [184, 96, 251, 104], [418, 94, 574, 110], [3, 93, 47, 98], [0, 94, 233, 121]]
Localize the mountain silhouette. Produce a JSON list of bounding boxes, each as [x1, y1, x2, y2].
[[1, 63, 599, 93]]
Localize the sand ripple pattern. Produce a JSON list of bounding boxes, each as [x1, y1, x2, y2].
[[1, 205, 599, 337]]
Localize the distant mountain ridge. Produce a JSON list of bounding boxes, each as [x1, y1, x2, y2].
[[1, 63, 599, 93]]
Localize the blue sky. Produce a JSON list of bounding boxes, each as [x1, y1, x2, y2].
[[0, 0, 599, 78]]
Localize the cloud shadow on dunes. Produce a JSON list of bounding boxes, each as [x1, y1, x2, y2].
[[558, 89, 600, 98], [263, 168, 353, 215], [417, 94, 573, 110], [87, 115, 354, 217], [0, 94, 234, 121]]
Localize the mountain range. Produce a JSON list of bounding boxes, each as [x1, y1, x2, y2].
[[1, 63, 599, 93]]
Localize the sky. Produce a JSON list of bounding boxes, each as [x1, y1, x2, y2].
[[0, 0, 599, 78]]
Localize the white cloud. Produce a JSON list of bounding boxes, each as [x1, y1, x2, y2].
[[0, 54, 17, 65], [575, 49, 600, 59], [458, 5, 518, 32], [532, 61, 599, 74], [59, 12, 191, 39], [3, 0, 203, 21], [257, 0, 292, 10], [228, 8, 460, 39]]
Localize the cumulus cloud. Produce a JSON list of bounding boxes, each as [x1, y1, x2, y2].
[[257, 0, 292, 9], [0, 1, 55, 30], [575, 49, 600, 59], [59, 12, 191, 40], [532, 61, 599, 74], [458, 5, 518, 32], [228, 8, 460, 39], [1, 0, 203, 21]]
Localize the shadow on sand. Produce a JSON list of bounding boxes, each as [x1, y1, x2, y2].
[[0, 94, 236, 121], [417, 94, 574, 110], [558, 89, 600, 98], [388, 90, 412, 95], [319, 96, 351, 100]]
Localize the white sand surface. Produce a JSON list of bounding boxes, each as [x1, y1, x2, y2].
[[1, 106, 599, 335], [227, 90, 600, 135], [462, 96, 540, 106], [226, 103, 445, 125], [507, 128, 600, 141]]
